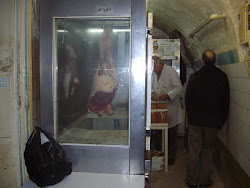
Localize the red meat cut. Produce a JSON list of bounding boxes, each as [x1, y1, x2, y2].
[[87, 26, 118, 117]]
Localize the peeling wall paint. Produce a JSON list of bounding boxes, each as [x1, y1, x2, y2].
[[0, 0, 31, 187], [0, 0, 20, 187]]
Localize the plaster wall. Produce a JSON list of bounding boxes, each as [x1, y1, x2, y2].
[[148, 0, 227, 36], [0, 0, 30, 187], [0, 0, 20, 187], [148, 0, 248, 60], [179, 0, 244, 61], [152, 27, 169, 39]]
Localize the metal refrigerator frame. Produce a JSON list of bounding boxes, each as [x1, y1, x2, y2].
[[40, 0, 146, 174]]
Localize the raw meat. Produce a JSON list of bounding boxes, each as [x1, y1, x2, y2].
[[63, 44, 79, 99], [87, 26, 118, 116]]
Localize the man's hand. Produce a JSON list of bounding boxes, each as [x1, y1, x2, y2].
[[151, 92, 158, 101], [159, 94, 170, 100]]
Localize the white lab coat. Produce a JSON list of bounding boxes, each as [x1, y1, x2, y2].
[[152, 64, 183, 128]]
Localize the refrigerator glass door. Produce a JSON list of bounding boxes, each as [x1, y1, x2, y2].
[[55, 18, 130, 146], [40, 0, 146, 174]]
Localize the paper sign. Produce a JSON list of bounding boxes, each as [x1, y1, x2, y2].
[[152, 39, 181, 76], [0, 77, 8, 88]]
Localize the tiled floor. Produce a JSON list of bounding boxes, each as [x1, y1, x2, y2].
[[150, 137, 225, 188]]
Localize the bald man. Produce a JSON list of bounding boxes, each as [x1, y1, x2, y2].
[[185, 50, 230, 188]]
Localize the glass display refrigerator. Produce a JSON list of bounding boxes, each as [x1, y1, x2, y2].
[[40, 0, 147, 175]]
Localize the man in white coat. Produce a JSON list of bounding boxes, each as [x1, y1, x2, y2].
[[152, 56, 183, 165]]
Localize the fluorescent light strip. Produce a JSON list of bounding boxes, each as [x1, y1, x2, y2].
[[113, 29, 130, 32], [88, 29, 104, 33], [88, 28, 130, 33], [57, 30, 68, 32]]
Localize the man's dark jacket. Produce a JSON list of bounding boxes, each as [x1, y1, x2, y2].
[[185, 64, 230, 128]]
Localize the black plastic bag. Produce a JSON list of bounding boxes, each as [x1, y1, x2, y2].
[[24, 127, 72, 187]]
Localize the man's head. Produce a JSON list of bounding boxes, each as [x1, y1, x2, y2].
[[153, 56, 164, 75], [201, 50, 216, 65]]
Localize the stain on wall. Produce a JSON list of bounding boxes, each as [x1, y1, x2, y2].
[[0, 0, 21, 187]]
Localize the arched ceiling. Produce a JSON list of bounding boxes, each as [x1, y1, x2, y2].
[[147, 0, 246, 60], [147, 0, 227, 37]]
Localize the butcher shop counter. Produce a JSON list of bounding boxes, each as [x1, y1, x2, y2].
[[57, 109, 129, 145]]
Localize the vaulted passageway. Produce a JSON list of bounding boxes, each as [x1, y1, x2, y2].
[[0, 0, 249, 187], [148, 0, 250, 187], [148, 0, 240, 60]]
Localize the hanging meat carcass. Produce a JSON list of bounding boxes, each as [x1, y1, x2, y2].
[[63, 44, 79, 99], [87, 26, 118, 117]]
